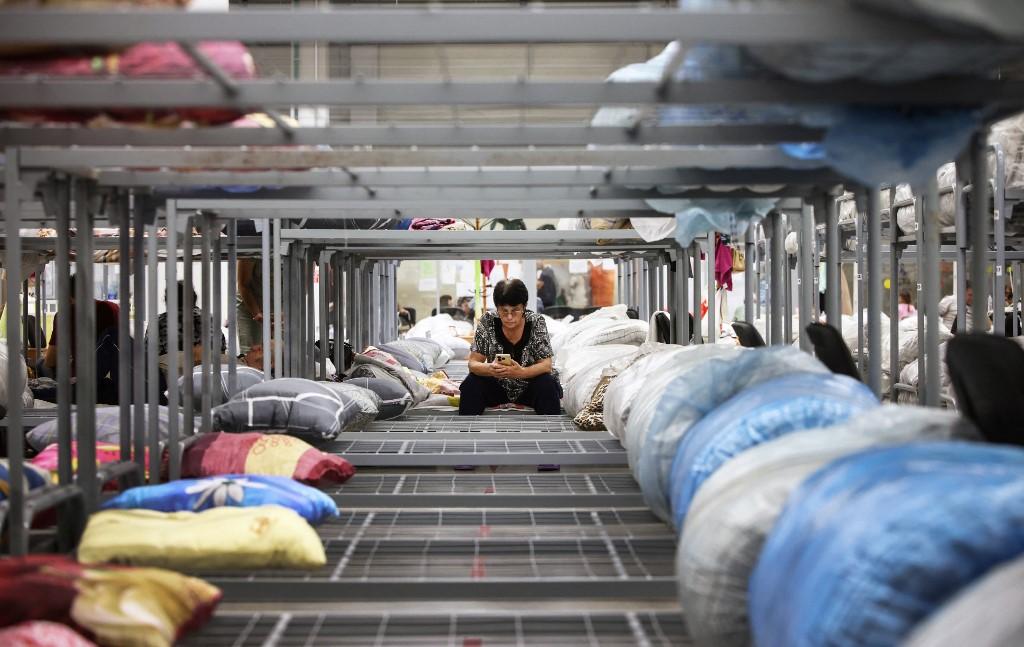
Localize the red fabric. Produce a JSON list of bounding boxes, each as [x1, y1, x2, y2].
[[715, 239, 734, 291], [480, 260, 496, 278], [182, 432, 355, 485], [0, 621, 97, 647], [47, 300, 120, 347], [589, 263, 615, 307], [0, 556, 82, 630], [0, 42, 254, 125]]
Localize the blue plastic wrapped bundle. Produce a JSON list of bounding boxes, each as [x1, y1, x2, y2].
[[669, 372, 878, 530], [102, 474, 339, 524], [635, 346, 828, 522], [749, 442, 1024, 647]]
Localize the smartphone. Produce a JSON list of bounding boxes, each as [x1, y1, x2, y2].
[[494, 353, 513, 366]]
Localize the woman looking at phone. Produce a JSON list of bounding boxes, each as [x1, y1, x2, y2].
[[460, 278, 562, 415]]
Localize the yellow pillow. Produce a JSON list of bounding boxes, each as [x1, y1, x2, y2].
[[77, 506, 326, 571]]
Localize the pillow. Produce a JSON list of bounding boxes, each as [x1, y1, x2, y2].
[[377, 343, 430, 373], [181, 432, 355, 485], [0, 622, 97, 647], [351, 349, 431, 403], [0, 459, 51, 501], [179, 365, 264, 412], [669, 372, 878, 529], [320, 382, 380, 429], [102, 475, 339, 525], [343, 377, 412, 420], [436, 335, 471, 360], [749, 442, 1024, 647], [0, 555, 220, 647], [211, 378, 352, 441], [677, 406, 978, 647], [26, 405, 185, 452], [394, 338, 454, 370], [78, 506, 327, 570], [30, 441, 152, 485]]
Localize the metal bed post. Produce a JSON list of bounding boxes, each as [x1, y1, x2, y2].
[[825, 194, 842, 327], [993, 145, 1007, 336], [3, 147, 27, 555], [707, 236, 717, 343], [643, 258, 652, 319], [273, 219, 284, 377], [181, 215, 194, 437], [679, 247, 691, 345], [332, 253, 343, 373], [621, 260, 629, 308], [970, 133, 991, 333], [369, 262, 379, 346], [164, 202, 180, 481], [116, 192, 131, 462], [145, 219, 159, 479], [798, 201, 815, 352], [293, 246, 304, 378], [887, 188, 900, 402], [616, 259, 623, 305], [691, 241, 703, 344], [307, 249, 317, 378], [319, 250, 329, 379], [955, 153, 969, 334], [226, 219, 238, 392], [744, 225, 755, 324], [784, 230, 794, 346], [210, 219, 222, 406], [33, 264, 42, 365], [854, 192, 866, 374], [666, 251, 677, 340], [261, 218, 272, 378], [915, 198, 926, 406], [73, 179, 98, 513], [652, 257, 662, 313], [344, 256, 354, 352], [199, 216, 213, 433], [770, 211, 785, 346], [865, 188, 883, 397], [923, 180, 942, 406], [132, 195, 147, 467]]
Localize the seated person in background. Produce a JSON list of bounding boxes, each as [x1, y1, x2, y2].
[[431, 294, 454, 317], [42, 273, 121, 403], [897, 289, 917, 321], [145, 280, 227, 368], [459, 279, 562, 415]]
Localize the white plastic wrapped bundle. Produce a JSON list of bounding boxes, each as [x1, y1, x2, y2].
[[550, 305, 638, 352], [678, 405, 978, 647], [991, 112, 1024, 188], [894, 165, 958, 234], [784, 231, 799, 256], [896, 316, 953, 370], [630, 217, 676, 242], [560, 344, 639, 417], [635, 346, 827, 521], [0, 341, 34, 418], [841, 310, 892, 368], [897, 341, 954, 404], [902, 555, 1024, 647], [604, 346, 697, 442], [393, 338, 454, 371], [406, 314, 473, 341]]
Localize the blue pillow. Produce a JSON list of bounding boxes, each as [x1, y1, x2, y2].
[[668, 372, 877, 530], [0, 459, 50, 501], [101, 474, 339, 524], [748, 442, 1024, 647]]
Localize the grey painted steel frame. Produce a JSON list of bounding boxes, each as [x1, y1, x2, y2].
[[971, 134, 992, 333], [4, 147, 27, 554], [923, 181, 943, 406], [165, 203, 181, 480], [146, 221, 160, 479], [770, 211, 786, 345], [692, 240, 703, 345], [798, 200, 815, 352], [73, 179, 98, 514]]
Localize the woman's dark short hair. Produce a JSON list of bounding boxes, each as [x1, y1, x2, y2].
[[493, 279, 529, 308]]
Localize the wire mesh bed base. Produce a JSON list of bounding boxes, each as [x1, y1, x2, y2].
[[330, 438, 627, 467], [318, 508, 673, 541], [181, 610, 690, 646], [362, 415, 580, 433]]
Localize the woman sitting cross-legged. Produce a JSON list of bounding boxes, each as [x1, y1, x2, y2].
[[459, 278, 562, 415]]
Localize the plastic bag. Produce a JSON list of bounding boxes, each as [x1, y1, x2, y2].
[[669, 372, 878, 530], [677, 405, 977, 647], [749, 442, 1024, 647], [604, 346, 696, 442]]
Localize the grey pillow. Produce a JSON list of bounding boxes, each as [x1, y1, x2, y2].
[[344, 377, 413, 420], [349, 354, 430, 404], [378, 343, 429, 373], [26, 405, 185, 452], [178, 365, 264, 412], [211, 378, 353, 442], [321, 382, 381, 430]]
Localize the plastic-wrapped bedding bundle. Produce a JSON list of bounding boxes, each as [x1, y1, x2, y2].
[[395, 337, 455, 370], [0, 340, 34, 419], [898, 342, 953, 405], [677, 405, 978, 647], [559, 344, 638, 417], [550, 305, 628, 352], [668, 372, 878, 530], [604, 346, 697, 442], [903, 554, 1024, 647], [633, 346, 828, 522], [748, 442, 1024, 647]]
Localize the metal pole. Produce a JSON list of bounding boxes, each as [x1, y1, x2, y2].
[[117, 193, 131, 462], [784, 240, 793, 344], [4, 147, 27, 555], [210, 220, 222, 406], [199, 217, 212, 433], [854, 194, 866, 372], [74, 180, 98, 513], [888, 187, 900, 402], [164, 203, 180, 481], [653, 258, 662, 313], [915, 198, 927, 406], [261, 218, 272, 377], [145, 221, 159, 483], [798, 201, 815, 352], [707, 237, 717, 342], [865, 188, 883, 397], [319, 251, 328, 379], [770, 211, 785, 345], [132, 197, 147, 467], [744, 225, 755, 323], [955, 151, 969, 334], [692, 241, 703, 344], [273, 219, 284, 376], [307, 252, 316, 377], [333, 253, 343, 372], [182, 216, 194, 436], [923, 179, 942, 406], [679, 246, 691, 345], [226, 219, 238, 392], [993, 146, 1007, 336], [970, 133, 991, 333], [50, 178, 74, 550]]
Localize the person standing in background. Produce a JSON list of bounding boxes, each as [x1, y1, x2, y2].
[[898, 289, 917, 320], [236, 258, 265, 355]]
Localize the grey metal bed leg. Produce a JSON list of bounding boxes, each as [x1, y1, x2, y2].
[[227, 219, 238, 391], [887, 188, 900, 402], [211, 220, 222, 406], [955, 153, 969, 335], [679, 245, 690, 346], [854, 193, 866, 374], [307, 250, 316, 378], [74, 179, 98, 514], [332, 254, 343, 373], [652, 257, 662, 314], [923, 180, 942, 407], [51, 178, 73, 509], [4, 147, 27, 555], [970, 133, 991, 333], [784, 228, 793, 345], [744, 226, 755, 324], [117, 192, 131, 462], [866, 188, 883, 397], [770, 211, 785, 346], [273, 219, 284, 377], [799, 200, 815, 352], [132, 196, 147, 470], [319, 251, 328, 379], [200, 217, 212, 433], [145, 221, 159, 481], [165, 203, 180, 481], [915, 198, 926, 406], [691, 241, 703, 345], [182, 217, 194, 435], [707, 239, 716, 343], [993, 146, 1007, 337], [33, 263, 42, 358], [261, 218, 272, 378]]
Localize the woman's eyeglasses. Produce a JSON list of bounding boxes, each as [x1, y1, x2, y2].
[[498, 307, 525, 318]]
